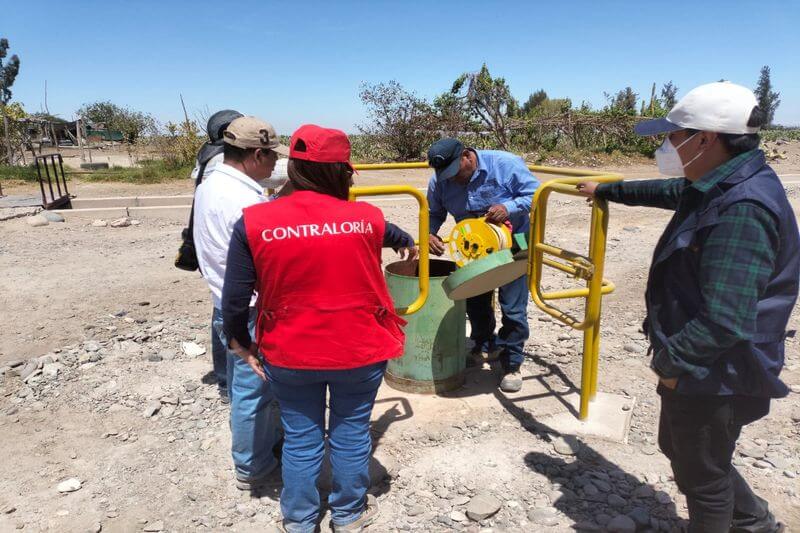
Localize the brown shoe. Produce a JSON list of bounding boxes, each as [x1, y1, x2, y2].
[[333, 495, 378, 532]]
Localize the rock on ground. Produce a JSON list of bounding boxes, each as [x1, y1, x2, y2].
[[466, 492, 502, 521], [56, 478, 82, 493], [26, 215, 49, 227], [41, 211, 65, 222]]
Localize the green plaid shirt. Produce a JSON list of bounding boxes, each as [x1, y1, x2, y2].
[[597, 150, 780, 378]]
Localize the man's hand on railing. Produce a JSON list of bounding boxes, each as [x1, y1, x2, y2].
[[576, 182, 600, 203], [428, 234, 446, 256]]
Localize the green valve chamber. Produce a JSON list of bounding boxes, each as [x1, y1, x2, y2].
[[384, 259, 466, 394]]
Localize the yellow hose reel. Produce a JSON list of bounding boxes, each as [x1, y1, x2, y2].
[[447, 217, 513, 267]]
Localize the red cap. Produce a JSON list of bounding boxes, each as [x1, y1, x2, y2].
[[289, 124, 355, 171]]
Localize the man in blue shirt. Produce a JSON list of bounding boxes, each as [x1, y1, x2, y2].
[[427, 138, 540, 392]]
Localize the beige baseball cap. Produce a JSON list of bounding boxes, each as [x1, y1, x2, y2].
[[223, 116, 289, 154]]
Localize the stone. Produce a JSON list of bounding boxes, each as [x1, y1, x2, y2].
[[407, 505, 426, 517], [42, 211, 65, 222], [18, 361, 39, 381], [27, 215, 49, 227], [552, 435, 580, 456], [143, 401, 161, 418], [623, 343, 644, 354], [42, 363, 65, 378], [582, 482, 599, 497], [753, 460, 772, 469], [627, 507, 650, 527], [764, 455, 790, 470], [450, 510, 468, 522], [607, 494, 626, 507], [85, 341, 101, 352], [143, 520, 164, 532], [465, 492, 502, 521], [57, 478, 82, 493], [130, 219, 142, 226], [181, 342, 206, 357], [109, 217, 131, 228], [148, 324, 164, 334], [740, 445, 767, 460], [147, 353, 163, 362], [654, 491, 672, 505], [91, 219, 108, 227], [528, 507, 559, 526], [87, 523, 102, 533], [606, 514, 636, 533], [783, 470, 797, 479], [632, 484, 654, 498]]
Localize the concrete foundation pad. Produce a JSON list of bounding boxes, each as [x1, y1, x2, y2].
[[536, 391, 634, 443], [53, 206, 129, 219], [71, 195, 192, 209], [370, 361, 634, 444]]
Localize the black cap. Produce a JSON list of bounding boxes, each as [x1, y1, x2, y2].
[[428, 138, 464, 181], [207, 109, 244, 143]]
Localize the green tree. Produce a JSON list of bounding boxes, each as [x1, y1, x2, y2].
[[660, 81, 678, 110], [754, 66, 780, 127], [450, 64, 517, 148], [607, 87, 638, 115], [77, 101, 156, 143], [358, 81, 437, 161], [0, 38, 21, 105], [521, 89, 548, 116]]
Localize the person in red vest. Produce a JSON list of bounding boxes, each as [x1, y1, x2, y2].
[[222, 124, 411, 532]]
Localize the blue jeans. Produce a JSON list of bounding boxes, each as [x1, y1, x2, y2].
[[264, 361, 387, 533], [212, 308, 281, 480], [211, 307, 228, 393], [466, 274, 530, 372]]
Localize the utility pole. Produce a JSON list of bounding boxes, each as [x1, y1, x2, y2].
[[76, 117, 86, 162], [2, 108, 12, 165]]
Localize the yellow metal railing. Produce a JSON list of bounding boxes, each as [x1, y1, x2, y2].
[[349, 162, 621, 420], [526, 167, 622, 419], [349, 185, 430, 316]]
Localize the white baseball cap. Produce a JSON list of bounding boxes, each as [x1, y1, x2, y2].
[[635, 81, 759, 136]]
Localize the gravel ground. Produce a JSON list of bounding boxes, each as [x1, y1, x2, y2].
[[1, 165, 799, 532]]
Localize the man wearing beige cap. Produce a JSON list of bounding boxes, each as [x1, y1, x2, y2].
[[194, 116, 289, 490]]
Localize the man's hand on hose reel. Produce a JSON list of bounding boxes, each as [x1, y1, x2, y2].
[[428, 203, 509, 256]]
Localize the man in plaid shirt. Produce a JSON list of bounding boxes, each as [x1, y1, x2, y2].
[[580, 82, 798, 533]]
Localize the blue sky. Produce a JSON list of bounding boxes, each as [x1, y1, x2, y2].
[[4, 0, 799, 133]]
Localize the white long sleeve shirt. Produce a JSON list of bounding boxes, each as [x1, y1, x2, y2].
[[193, 163, 266, 308]]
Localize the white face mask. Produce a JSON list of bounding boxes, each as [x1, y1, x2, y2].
[[654, 132, 704, 177]]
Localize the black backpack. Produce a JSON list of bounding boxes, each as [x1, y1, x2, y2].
[[174, 159, 211, 272]]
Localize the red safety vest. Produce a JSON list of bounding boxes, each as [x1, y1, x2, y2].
[[242, 190, 406, 370]]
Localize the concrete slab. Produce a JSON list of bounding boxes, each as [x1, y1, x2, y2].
[[0, 194, 41, 209], [53, 207, 129, 219], [370, 360, 634, 444], [128, 205, 189, 221], [71, 195, 192, 209], [536, 391, 634, 443]]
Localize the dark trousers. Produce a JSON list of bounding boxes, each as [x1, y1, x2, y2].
[[657, 386, 778, 533], [466, 274, 530, 372]]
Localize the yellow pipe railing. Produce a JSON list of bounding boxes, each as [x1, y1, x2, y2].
[[349, 185, 430, 316], [528, 173, 622, 419], [346, 161, 621, 419]]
